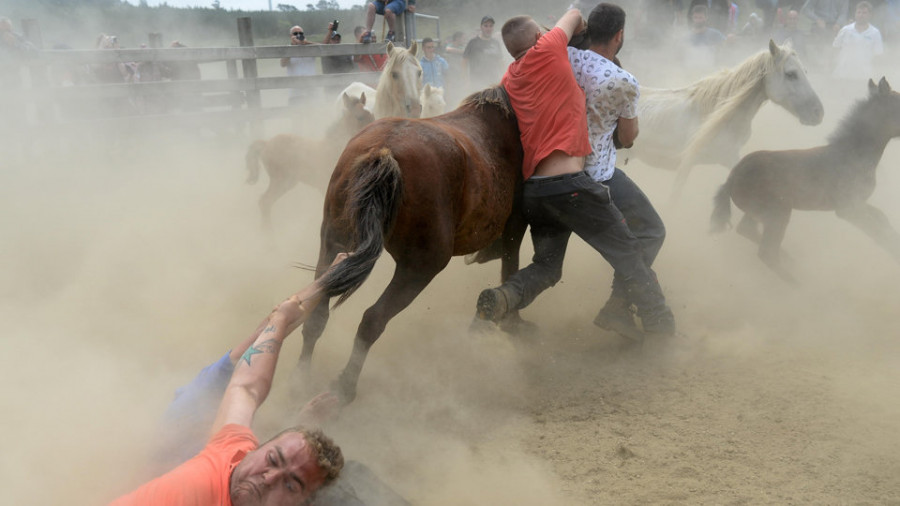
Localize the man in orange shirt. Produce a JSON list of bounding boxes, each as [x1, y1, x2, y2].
[[475, 10, 675, 338], [111, 255, 348, 506]]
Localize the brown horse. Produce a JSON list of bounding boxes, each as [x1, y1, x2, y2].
[[710, 77, 900, 283], [301, 86, 526, 403], [245, 92, 375, 228]]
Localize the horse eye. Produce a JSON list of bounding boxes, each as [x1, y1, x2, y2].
[[785, 70, 798, 80], [391, 71, 399, 79]]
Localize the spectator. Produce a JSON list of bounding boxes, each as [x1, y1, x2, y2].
[[281, 25, 316, 106], [683, 4, 727, 72], [462, 16, 504, 90], [443, 30, 466, 55], [832, 0, 883, 80], [162, 41, 202, 112], [110, 255, 348, 505], [687, 0, 734, 33], [353, 25, 387, 74], [801, 0, 849, 40], [1, 17, 35, 88], [321, 22, 355, 74], [361, 0, 416, 44], [773, 9, 809, 57], [419, 37, 448, 88]]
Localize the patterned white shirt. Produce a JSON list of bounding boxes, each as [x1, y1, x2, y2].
[[567, 47, 640, 182]]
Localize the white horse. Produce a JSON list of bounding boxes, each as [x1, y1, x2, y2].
[[420, 84, 446, 118], [333, 42, 422, 119], [630, 40, 824, 197], [374, 41, 423, 118], [334, 82, 376, 114]]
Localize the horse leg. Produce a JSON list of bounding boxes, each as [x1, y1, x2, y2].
[[758, 208, 797, 284], [736, 214, 762, 242], [836, 202, 900, 262], [259, 174, 300, 230], [334, 260, 446, 403]]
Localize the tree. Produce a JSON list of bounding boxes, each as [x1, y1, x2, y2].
[[277, 3, 299, 11], [211, 0, 221, 9]]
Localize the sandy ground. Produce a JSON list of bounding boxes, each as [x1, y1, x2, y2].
[[3, 65, 900, 506]]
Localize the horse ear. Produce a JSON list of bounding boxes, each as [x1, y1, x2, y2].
[[359, 92, 367, 105], [424, 83, 433, 96], [868, 78, 878, 96], [409, 40, 418, 57], [386, 41, 395, 54], [342, 92, 352, 109], [768, 39, 780, 58], [878, 76, 892, 94]]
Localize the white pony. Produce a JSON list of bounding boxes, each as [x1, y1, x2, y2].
[[420, 84, 446, 118], [334, 42, 422, 119], [334, 81, 376, 114], [630, 40, 824, 197]]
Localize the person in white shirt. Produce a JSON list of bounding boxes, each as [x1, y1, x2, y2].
[[281, 25, 317, 106], [832, 1, 884, 80]]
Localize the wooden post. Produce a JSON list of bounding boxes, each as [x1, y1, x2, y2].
[[22, 19, 50, 124], [236, 17, 261, 137]]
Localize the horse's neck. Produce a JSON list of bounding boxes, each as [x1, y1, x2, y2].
[[831, 123, 894, 170], [375, 82, 406, 119], [723, 84, 768, 138]]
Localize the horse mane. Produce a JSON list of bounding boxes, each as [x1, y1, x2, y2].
[[459, 86, 515, 118], [827, 93, 878, 146], [679, 46, 793, 165]]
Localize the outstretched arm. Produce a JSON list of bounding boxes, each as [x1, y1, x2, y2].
[[555, 9, 586, 41], [211, 253, 348, 433]]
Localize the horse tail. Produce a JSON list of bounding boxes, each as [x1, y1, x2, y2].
[[245, 139, 267, 185], [320, 147, 403, 306], [710, 177, 734, 234]]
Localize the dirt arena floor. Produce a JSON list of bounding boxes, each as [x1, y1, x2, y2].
[[3, 64, 900, 505]]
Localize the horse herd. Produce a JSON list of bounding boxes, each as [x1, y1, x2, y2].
[[244, 40, 900, 402]]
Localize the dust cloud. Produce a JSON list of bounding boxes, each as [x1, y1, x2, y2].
[[4, 12, 900, 506]]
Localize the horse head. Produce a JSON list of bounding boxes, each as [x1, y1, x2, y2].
[[867, 77, 900, 138], [340, 91, 376, 134], [375, 41, 423, 118], [420, 84, 447, 118], [763, 39, 824, 126]]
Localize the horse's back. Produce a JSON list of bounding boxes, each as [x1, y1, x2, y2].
[[326, 112, 520, 256]]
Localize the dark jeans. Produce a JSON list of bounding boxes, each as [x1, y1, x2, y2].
[[606, 168, 666, 299], [500, 171, 668, 319]]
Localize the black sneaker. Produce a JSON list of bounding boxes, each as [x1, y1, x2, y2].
[[476, 288, 508, 322], [594, 298, 643, 342], [361, 31, 373, 43], [385, 31, 396, 42]]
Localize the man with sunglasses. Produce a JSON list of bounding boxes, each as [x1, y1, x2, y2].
[[281, 25, 316, 106]]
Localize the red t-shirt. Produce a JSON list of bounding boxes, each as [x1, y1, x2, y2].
[[501, 27, 591, 179], [110, 424, 259, 506]]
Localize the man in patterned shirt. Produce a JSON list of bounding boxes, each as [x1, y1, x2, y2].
[[568, 3, 674, 340], [474, 9, 674, 339]]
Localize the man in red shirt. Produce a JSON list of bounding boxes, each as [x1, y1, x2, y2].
[[111, 255, 348, 506], [475, 10, 675, 338]]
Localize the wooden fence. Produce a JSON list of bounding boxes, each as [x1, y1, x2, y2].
[[5, 16, 414, 140]]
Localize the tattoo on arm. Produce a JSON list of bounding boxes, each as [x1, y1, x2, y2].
[[239, 338, 282, 366], [263, 324, 276, 334]]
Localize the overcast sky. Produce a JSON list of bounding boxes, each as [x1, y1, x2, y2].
[[126, 0, 365, 9]]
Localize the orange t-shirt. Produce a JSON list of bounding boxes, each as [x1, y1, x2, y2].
[[501, 27, 591, 179], [110, 424, 258, 506]]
